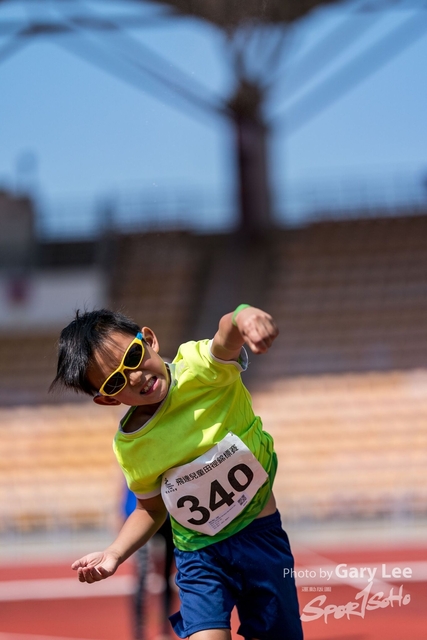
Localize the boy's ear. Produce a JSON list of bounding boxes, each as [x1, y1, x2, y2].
[[93, 394, 121, 407], [141, 326, 160, 353]]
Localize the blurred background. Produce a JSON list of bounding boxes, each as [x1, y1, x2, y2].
[[1, 0, 427, 639]]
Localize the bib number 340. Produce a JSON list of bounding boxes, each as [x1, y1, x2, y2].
[[177, 463, 253, 526]]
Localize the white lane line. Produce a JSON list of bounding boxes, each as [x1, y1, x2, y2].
[[1, 562, 425, 602], [0, 575, 135, 601]]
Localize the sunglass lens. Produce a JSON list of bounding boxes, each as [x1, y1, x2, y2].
[[103, 372, 127, 396], [124, 343, 143, 368]]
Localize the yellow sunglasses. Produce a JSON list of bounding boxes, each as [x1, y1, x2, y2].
[[99, 332, 145, 396]]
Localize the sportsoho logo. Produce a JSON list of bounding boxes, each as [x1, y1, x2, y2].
[[284, 563, 413, 623]]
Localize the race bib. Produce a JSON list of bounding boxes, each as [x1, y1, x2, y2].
[[161, 432, 268, 536]]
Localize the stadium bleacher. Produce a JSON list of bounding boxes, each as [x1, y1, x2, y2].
[[0, 403, 122, 532], [0, 333, 62, 406], [110, 231, 206, 357], [1, 214, 427, 532], [252, 369, 427, 521]]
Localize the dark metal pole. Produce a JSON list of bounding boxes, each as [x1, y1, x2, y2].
[[228, 79, 272, 235]]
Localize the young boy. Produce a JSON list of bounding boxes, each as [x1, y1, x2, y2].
[[51, 305, 303, 640]]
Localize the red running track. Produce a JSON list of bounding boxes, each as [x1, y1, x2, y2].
[[0, 545, 426, 640]]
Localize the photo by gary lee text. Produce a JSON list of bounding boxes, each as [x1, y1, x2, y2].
[[284, 563, 412, 582]]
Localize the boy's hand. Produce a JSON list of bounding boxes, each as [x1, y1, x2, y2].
[[71, 550, 120, 584], [234, 307, 279, 354]]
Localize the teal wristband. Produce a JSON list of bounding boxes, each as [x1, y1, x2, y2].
[[232, 304, 251, 326]]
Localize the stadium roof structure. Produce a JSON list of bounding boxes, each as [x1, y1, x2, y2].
[[135, 0, 344, 233], [144, 0, 343, 26], [1, 0, 425, 233], [0, 0, 345, 233]]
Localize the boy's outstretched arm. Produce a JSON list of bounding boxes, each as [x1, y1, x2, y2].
[[212, 305, 279, 362], [71, 494, 167, 584]]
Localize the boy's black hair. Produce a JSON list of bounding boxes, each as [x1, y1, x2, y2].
[[50, 308, 141, 396]]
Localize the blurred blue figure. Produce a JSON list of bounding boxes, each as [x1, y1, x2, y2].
[[123, 485, 175, 640], [122, 485, 149, 640]]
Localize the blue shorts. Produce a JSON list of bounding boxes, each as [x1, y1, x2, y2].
[[169, 511, 303, 640]]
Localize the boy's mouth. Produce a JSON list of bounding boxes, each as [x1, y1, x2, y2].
[[140, 377, 157, 395]]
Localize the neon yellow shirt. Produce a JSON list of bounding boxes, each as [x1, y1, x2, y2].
[[113, 340, 277, 551]]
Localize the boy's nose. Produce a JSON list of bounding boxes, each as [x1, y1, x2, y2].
[[128, 370, 143, 386]]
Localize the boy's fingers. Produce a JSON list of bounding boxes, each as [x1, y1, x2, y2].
[[72, 552, 115, 583], [78, 567, 104, 584], [244, 335, 268, 353], [88, 568, 104, 581], [72, 554, 98, 569], [261, 317, 279, 339], [242, 316, 278, 339], [250, 341, 269, 354], [243, 321, 278, 352]]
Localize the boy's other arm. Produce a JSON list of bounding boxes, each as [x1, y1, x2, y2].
[[211, 306, 279, 362], [71, 494, 167, 584]]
